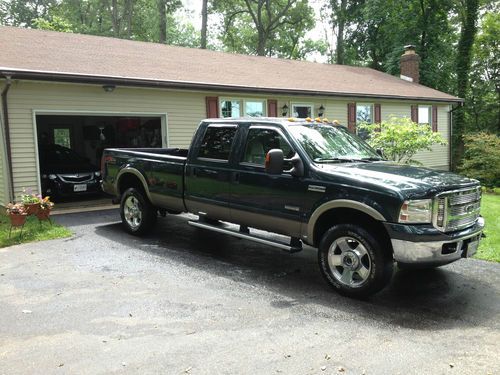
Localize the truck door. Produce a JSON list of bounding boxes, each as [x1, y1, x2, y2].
[[184, 124, 238, 222], [230, 126, 304, 237]]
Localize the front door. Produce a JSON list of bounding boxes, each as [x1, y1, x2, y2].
[[230, 126, 304, 237]]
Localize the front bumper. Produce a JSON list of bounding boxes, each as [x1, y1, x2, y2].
[[385, 217, 485, 265]]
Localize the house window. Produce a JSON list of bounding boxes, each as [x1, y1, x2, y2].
[[220, 98, 266, 118], [356, 103, 373, 139], [53, 128, 71, 148], [292, 103, 313, 118], [418, 105, 432, 125]]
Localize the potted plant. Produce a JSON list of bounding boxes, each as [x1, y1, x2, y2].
[[36, 196, 54, 221], [21, 190, 41, 215], [6, 203, 27, 226]]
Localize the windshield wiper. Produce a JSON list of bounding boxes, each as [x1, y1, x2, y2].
[[361, 157, 384, 161], [314, 157, 370, 163]]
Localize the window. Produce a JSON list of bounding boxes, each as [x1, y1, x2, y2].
[[221, 100, 241, 118], [53, 128, 71, 148], [243, 128, 294, 165], [292, 104, 313, 118], [418, 105, 432, 125], [356, 104, 373, 124], [220, 98, 266, 118], [198, 125, 237, 160]]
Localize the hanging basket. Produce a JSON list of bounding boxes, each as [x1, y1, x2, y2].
[[24, 203, 40, 215], [9, 213, 27, 227], [36, 209, 52, 221]]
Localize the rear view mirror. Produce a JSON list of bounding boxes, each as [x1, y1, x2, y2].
[[286, 154, 304, 177], [265, 149, 284, 174]]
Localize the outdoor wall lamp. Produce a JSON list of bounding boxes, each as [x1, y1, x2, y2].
[[281, 104, 289, 117], [102, 84, 116, 92], [318, 105, 325, 117]]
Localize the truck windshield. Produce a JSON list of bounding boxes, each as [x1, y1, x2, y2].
[[288, 125, 381, 163]]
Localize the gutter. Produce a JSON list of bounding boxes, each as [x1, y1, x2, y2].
[[1, 74, 13, 202], [0, 69, 464, 104], [448, 103, 464, 170]]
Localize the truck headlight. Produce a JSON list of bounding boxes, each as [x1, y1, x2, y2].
[[398, 199, 432, 224]]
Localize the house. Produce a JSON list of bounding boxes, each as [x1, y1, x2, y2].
[[0, 26, 461, 205]]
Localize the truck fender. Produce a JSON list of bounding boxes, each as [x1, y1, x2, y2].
[[115, 167, 153, 202], [305, 199, 386, 245]]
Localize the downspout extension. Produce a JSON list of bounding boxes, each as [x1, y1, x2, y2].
[[1, 74, 14, 202], [448, 102, 464, 171]]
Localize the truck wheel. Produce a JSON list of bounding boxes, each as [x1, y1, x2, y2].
[[120, 188, 157, 235], [318, 224, 393, 298]]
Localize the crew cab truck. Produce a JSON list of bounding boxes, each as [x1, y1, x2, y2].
[[102, 118, 484, 298]]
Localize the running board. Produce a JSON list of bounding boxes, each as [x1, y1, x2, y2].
[[188, 220, 303, 253]]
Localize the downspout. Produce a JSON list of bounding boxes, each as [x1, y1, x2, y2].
[[1, 74, 14, 202], [448, 102, 464, 171]]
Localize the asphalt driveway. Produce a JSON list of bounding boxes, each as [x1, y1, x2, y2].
[[1, 209, 499, 375]]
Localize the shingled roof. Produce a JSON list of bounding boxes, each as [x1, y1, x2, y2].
[[0, 26, 460, 102]]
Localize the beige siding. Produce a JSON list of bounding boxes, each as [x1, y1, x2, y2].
[[6, 80, 452, 198]]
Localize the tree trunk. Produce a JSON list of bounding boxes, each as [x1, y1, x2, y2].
[[335, 0, 347, 65], [452, 0, 479, 170], [256, 30, 266, 56], [125, 0, 133, 39], [158, 0, 167, 43], [201, 0, 208, 49], [111, 0, 120, 37]]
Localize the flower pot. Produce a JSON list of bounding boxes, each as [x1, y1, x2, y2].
[[24, 203, 40, 215], [9, 213, 27, 227], [36, 209, 52, 221]]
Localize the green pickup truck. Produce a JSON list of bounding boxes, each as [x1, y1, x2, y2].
[[101, 118, 484, 297]]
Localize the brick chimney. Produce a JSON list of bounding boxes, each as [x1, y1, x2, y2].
[[400, 45, 420, 84]]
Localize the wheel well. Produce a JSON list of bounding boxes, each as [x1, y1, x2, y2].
[[118, 173, 147, 196], [313, 208, 392, 252]]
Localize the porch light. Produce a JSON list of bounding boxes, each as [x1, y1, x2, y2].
[[318, 105, 325, 117], [281, 104, 289, 117], [102, 84, 116, 92]]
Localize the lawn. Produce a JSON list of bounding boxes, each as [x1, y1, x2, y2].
[[475, 193, 500, 262], [0, 213, 72, 248]]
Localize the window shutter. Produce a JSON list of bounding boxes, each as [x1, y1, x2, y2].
[[411, 105, 418, 123], [206, 96, 219, 118], [374, 103, 381, 131], [432, 105, 438, 132], [347, 103, 356, 133], [267, 99, 277, 117]]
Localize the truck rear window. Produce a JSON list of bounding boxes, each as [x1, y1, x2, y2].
[[198, 126, 237, 160]]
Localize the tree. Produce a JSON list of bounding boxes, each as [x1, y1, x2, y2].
[[213, 0, 315, 57], [359, 116, 447, 165], [0, 0, 56, 27], [452, 0, 480, 169], [201, 0, 208, 49]]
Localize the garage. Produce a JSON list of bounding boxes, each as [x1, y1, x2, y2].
[[35, 113, 166, 206]]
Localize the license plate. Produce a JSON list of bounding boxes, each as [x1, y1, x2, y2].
[[74, 184, 87, 192], [466, 239, 479, 257]]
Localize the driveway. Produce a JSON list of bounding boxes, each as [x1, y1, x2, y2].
[[0, 209, 499, 375]]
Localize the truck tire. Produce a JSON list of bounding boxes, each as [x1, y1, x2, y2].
[[318, 224, 393, 298], [120, 187, 157, 235]]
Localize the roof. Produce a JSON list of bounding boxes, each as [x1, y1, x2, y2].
[[0, 26, 461, 102]]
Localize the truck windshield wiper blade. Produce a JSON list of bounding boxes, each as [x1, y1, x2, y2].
[[314, 157, 370, 163], [361, 157, 384, 161]]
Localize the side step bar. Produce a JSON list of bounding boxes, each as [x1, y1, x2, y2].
[[188, 220, 303, 253]]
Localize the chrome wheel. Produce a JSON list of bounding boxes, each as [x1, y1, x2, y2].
[[327, 236, 372, 287], [123, 195, 142, 229]]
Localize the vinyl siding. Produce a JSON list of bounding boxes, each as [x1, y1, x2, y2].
[[5, 80, 451, 198]]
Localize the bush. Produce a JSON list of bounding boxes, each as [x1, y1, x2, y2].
[[359, 116, 447, 165], [459, 132, 500, 188]]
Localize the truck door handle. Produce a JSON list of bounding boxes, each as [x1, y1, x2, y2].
[[233, 172, 239, 183]]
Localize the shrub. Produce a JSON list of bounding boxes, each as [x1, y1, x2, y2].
[[459, 132, 500, 188], [358, 116, 447, 165]]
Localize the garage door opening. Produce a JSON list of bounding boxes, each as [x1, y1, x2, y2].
[[35, 114, 165, 210]]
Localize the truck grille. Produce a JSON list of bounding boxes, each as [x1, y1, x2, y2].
[[58, 173, 94, 183], [433, 187, 481, 232]]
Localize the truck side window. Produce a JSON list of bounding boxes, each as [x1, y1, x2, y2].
[[243, 128, 294, 165], [198, 126, 237, 160]]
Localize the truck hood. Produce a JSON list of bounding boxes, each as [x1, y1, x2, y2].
[[316, 161, 479, 197]]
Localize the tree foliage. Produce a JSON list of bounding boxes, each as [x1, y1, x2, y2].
[[459, 132, 500, 187], [359, 116, 447, 165]]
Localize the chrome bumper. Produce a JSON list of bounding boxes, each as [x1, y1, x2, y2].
[[392, 217, 484, 265]]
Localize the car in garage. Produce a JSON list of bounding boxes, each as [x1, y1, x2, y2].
[[39, 144, 102, 198]]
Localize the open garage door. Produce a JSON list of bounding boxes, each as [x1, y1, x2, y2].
[[35, 114, 165, 209]]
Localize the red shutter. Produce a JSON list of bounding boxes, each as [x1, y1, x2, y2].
[[411, 105, 418, 123], [267, 99, 277, 117], [374, 103, 381, 123], [347, 102, 356, 133], [206, 96, 219, 118], [432, 105, 438, 132]]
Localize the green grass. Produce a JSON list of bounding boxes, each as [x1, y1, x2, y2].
[[0, 213, 72, 248], [475, 193, 500, 262]]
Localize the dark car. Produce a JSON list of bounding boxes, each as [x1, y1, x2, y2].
[[39, 144, 102, 198]]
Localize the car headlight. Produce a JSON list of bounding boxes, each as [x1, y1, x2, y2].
[[94, 171, 101, 178], [398, 199, 432, 224], [48, 174, 57, 180]]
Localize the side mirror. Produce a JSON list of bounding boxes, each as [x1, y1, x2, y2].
[[286, 154, 304, 177], [265, 149, 284, 175]]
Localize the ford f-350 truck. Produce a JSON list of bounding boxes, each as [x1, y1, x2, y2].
[[101, 118, 484, 297]]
